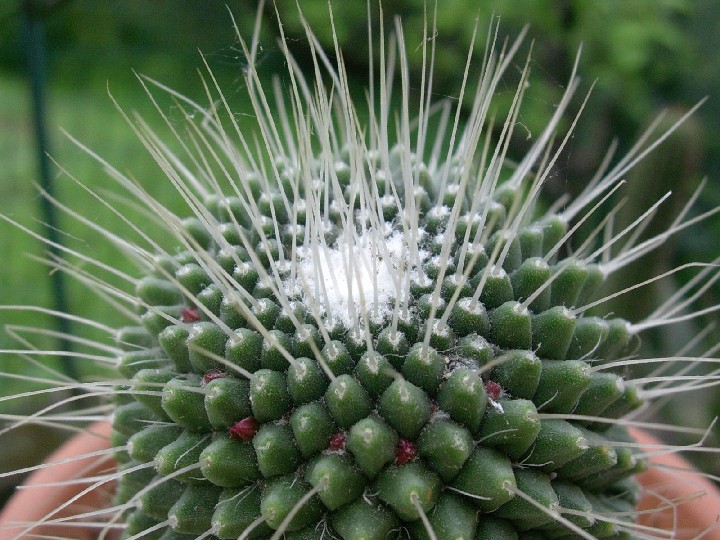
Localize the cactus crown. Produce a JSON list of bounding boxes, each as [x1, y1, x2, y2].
[[2, 5, 719, 540]]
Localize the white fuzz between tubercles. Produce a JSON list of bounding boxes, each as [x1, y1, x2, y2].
[[1, 2, 719, 540]]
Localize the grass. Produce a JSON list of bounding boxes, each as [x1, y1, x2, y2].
[[0, 73, 147, 382], [0, 70, 231, 498], [0, 61, 257, 364], [0, 50, 292, 500]]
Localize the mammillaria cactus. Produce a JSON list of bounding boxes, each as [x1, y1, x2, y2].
[[2, 5, 719, 540]]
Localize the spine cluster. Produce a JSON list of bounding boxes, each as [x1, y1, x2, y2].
[[2, 6, 718, 540], [110, 158, 648, 539]]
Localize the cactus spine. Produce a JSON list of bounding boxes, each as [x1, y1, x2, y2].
[[2, 6, 719, 540]]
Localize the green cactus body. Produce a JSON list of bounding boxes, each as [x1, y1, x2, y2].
[[3, 5, 719, 540], [108, 143, 652, 538]]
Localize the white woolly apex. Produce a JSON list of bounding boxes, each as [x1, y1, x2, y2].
[[288, 229, 430, 328]]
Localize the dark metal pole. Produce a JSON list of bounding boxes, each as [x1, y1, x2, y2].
[[21, 0, 78, 380]]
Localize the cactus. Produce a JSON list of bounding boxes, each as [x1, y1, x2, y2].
[[2, 5, 720, 540]]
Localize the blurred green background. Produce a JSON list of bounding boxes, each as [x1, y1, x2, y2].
[[1, 0, 718, 507]]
